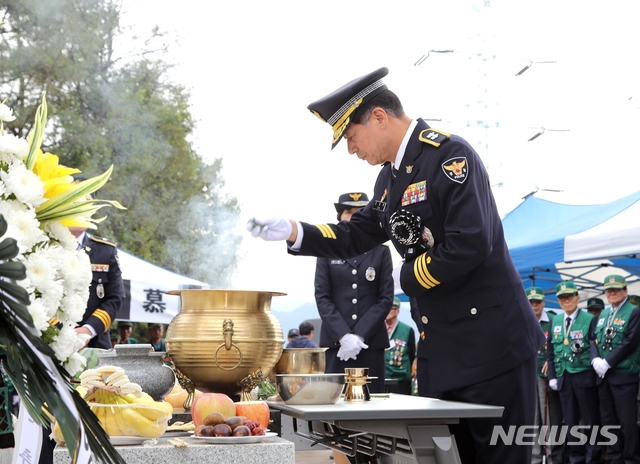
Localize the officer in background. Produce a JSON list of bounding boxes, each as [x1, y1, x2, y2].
[[69, 226, 125, 349], [117, 320, 138, 344], [586, 297, 605, 319], [314, 192, 393, 393], [384, 296, 415, 395], [547, 281, 601, 464], [248, 67, 544, 464], [526, 286, 563, 464], [40, 227, 125, 464], [590, 275, 640, 463]]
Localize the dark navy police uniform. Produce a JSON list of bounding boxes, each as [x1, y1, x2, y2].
[[315, 245, 393, 393], [291, 118, 545, 463], [79, 234, 125, 350]]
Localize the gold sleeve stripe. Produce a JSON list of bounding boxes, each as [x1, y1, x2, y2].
[[92, 309, 112, 332], [414, 255, 440, 289], [315, 224, 337, 239]]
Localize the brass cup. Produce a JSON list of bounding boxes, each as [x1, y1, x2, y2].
[[344, 367, 372, 402]]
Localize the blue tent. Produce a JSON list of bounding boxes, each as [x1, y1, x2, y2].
[[502, 190, 640, 308]]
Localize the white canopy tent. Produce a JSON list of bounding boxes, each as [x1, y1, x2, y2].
[[116, 250, 209, 324]]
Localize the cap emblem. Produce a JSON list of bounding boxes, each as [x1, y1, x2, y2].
[[349, 193, 363, 202]]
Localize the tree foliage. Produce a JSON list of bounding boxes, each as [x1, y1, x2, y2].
[[0, 0, 241, 286]]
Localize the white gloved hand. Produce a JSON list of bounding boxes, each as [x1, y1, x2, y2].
[[337, 333, 368, 361], [392, 260, 404, 289], [548, 379, 558, 391], [246, 216, 292, 241], [592, 357, 610, 378]]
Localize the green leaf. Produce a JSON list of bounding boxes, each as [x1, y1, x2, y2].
[[0, 262, 27, 280], [25, 95, 47, 170], [0, 237, 20, 261]]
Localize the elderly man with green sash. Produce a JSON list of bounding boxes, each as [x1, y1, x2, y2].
[[547, 281, 601, 464], [591, 274, 640, 464]]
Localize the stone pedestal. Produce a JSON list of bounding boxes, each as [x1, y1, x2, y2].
[[53, 436, 294, 464]]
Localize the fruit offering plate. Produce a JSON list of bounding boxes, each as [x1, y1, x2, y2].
[[109, 436, 154, 446], [191, 432, 278, 444]]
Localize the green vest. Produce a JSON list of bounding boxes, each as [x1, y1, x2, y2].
[[536, 313, 553, 377], [385, 321, 413, 382], [594, 300, 640, 373], [550, 309, 593, 377]]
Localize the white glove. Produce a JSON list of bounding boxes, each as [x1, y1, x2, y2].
[[548, 379, 558, 391], [337, 334, 368, 361], [392, 260, 404, 289], [246, 216, 292, 241], [592, 357, 610, 378]]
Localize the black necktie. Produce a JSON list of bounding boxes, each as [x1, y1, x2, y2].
[[565, 317, 571, 332]]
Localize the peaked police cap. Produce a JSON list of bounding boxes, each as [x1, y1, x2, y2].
[[307, 67, 389, 149], [334, 192, 370, 212]]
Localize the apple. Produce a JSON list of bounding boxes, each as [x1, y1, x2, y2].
[[234, 401, 271, 430], [191, 393, 236, 427]]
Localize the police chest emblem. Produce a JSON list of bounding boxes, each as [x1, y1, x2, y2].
[[96, 281, 105, 299], [442, 157, 468, 184], [365, 267, 376, 281]]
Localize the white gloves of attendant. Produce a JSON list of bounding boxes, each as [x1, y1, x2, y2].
[[247, 217, 292, 241], [548, 379, 558, 391], [592, 357, 611, 378], [392, 260, 404, 289], [337, 334, 368, 361]]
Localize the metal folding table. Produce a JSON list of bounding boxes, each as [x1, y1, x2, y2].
[[269, 393, 503, 464]]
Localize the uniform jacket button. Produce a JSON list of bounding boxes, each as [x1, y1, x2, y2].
[[352, 298, 358, 304], [421, 316, 428, 324], [470, 308, 478, 315], [352, 269, 357, 275], [352, 314, 358, 320], [352, 283, 358, 289]]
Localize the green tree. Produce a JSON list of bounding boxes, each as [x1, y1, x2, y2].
[[0, 0, 241, 286]]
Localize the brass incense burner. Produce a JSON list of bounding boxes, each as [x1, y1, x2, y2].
[[165, 289, 285, 398]]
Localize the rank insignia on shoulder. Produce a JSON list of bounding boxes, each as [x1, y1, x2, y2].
[[441, 157, 468, 184], [418, 129, 450, 147], [90, 235, 117, 247]]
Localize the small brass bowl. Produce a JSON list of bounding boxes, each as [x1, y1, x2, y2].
[[275, 348, 328, 374], [276, 373, 345, 405]]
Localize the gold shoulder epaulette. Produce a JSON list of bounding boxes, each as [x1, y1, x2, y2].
[[418, 128, 451, 147], [90, 235, 117, 247]]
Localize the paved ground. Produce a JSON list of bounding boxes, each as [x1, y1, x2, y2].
[[295, 449, 334, 463]]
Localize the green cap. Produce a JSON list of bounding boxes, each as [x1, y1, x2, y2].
[[556, 281, 578, 296], [603, 274, 627, 289], [525, 286, 544, 301], [586, 297, 604, 310], [628, 295, 640, 306], [392, 296, 401, 307]]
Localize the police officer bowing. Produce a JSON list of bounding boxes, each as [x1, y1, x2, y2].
[[248, 67, 544, 464]]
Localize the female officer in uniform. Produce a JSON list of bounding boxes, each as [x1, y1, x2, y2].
[[314, 192, 394, 393]]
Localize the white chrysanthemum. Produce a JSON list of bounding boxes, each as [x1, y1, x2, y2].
[[0, 179, 5, 197], [0, 103, 16, 122], [0, 134, 28, 161], [51, 325, 85, 363], [64, 352, 88, 377], [43, 222, 77, 250], [60, 251, 92, 295], [59, 292, 88, 324], [27, 298, 50, 333], [1, 161, 46, 207], [0, 200, 47, 252]]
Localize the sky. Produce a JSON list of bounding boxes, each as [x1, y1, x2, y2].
[[119, 0, 640, 313]]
